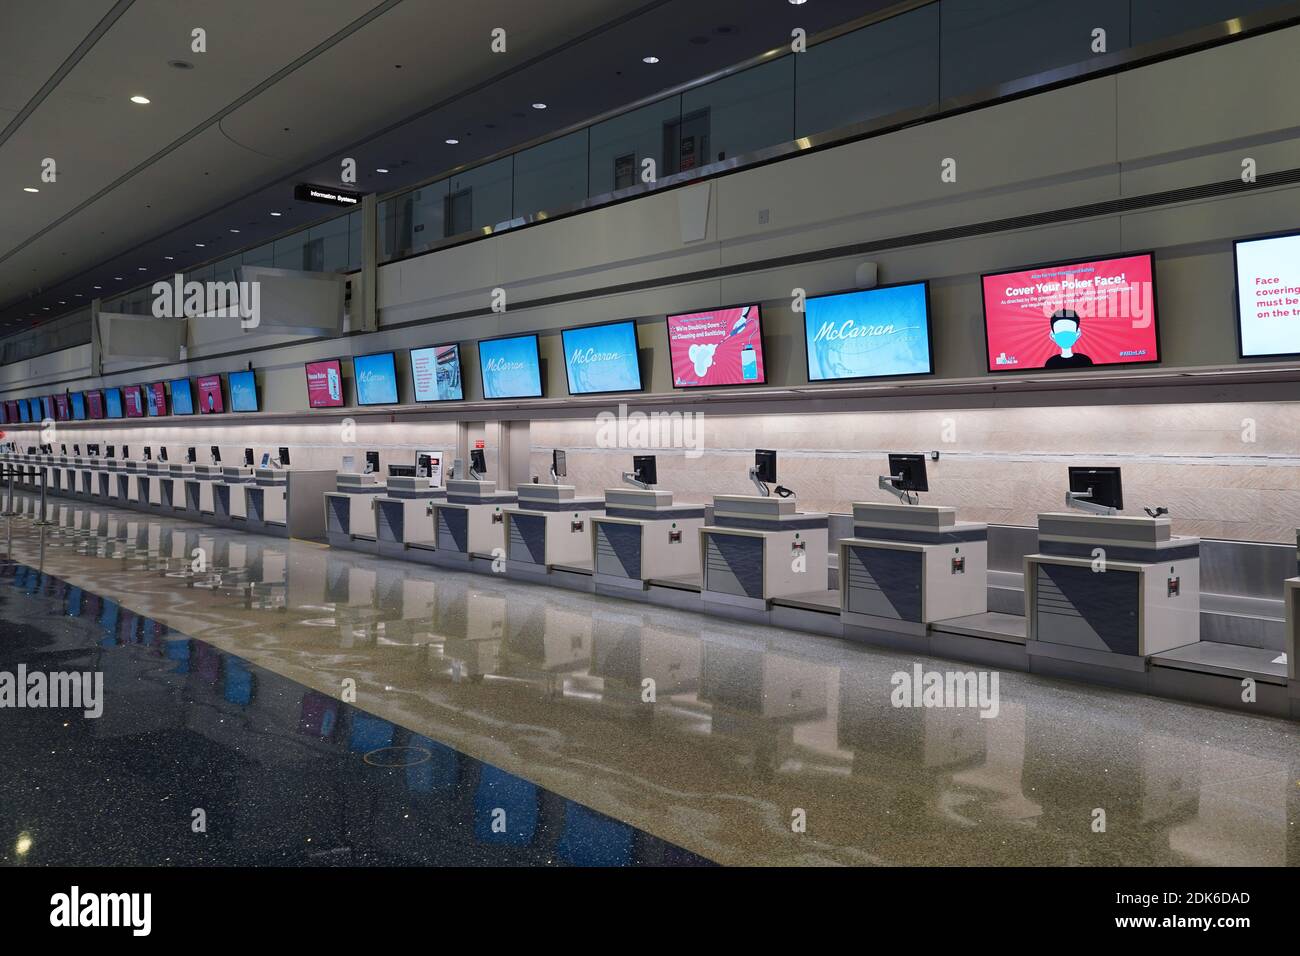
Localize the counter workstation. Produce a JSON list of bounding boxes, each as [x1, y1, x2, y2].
[[374, 476, 446, 561], [213, 466, 254, 527], [246, 467, 334, 539], [427, 479, 518, 570], [591, 487, 706, 594], [324, 473, 387, 553], [503, 483, 605, 589]]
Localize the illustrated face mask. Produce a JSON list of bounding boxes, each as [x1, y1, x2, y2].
[[1051, 329, 1081, 349]]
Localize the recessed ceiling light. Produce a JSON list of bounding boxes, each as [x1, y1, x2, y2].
[[374, 168, 388, 174], [531, 102, 547, 110], [164, 255, 174, 260], [130, 95, 150, 105], [23, 187, 38, 193], [58, 301, 65, 305], [642, 56, 660, 64], [42, 307, 49, 311], [789, 0, 807, 5], [137, 267, 146, 271], [113, 276, 122, 281], [195, 243, 205, 248], [168, 59, 194, 70], [444, 138, 459, 145], [93, 285, 102, 290], [270, 211, 282, 216], [229, 228, 240, 234]]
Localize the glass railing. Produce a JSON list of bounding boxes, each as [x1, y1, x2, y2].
[[1, 308, 92, 365], [377, 0, 1296, 263]]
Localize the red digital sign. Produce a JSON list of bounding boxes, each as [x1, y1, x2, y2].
[[86, 390, 104, 420], [666, 304, 766, 388], [123, 385, 144, 418], [982, 253, 1159, 372], [196, 375, 224, 414], [305, 360, 344, 408]]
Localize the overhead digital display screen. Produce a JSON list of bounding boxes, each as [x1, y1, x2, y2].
[[228, 370, 258, 412], [805, 282, 933, 382], [410, 345, 464, 402], [71, 392, 86, 420], [195, 375, 224, 414], [123, 385, 144, 418], [41, 396, 54, 421], [87, 390, 105, 420], [1234, 231, 1300, 357], [305, 360, 344, 408], [104, 388, 124, 419], [666, 305, 765, 388], [561, 320, 642, 395], [982, 253, 1159, 372], [54, 394, 70, 421], [145, 383, 168, 417], [1, 402, 13, 424], [478, 334, 543, 399], [353, 351, 399, 406], [169, 378, 194, 416], [18, 400, 30, 423]]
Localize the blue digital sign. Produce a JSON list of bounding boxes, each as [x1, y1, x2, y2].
[[354, 351, 399, 405], [18, 400, 30, 423], [478, 334, 542, 399], [71, 392, 86, 420], [228, 370, 259, 412], [105, 388, 124, 419], [170, 378, 194, 415], [804, 282, 933, 382], [561, 320, 642, 395]]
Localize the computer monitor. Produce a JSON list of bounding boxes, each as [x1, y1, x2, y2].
[[244, 448, 254, 467], [278, 447, 290, 466], [632, 454, 657, 486], [552, 449, 567, 478], [186, 447, 196, 464], [60, 444, 67, 455], [106, 446, 115, 459], [122, 446, 130, 460], [73, 444, 81, 456], [388, 464, 416, 478], [143, 446, 151, 461], [416, 454, 431, 478], [364, 451, 380, 475], [754, 449, 777, 485], [887, 454, 929, 493], [1068, 466, 1123, 512], [88, 443, 100, 457], [159, 447, 168, 462], [211, 446, 221, 463], [470, 448, 486, 475]]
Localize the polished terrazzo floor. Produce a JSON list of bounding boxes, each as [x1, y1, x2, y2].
[[1, 492, 1297, 866]]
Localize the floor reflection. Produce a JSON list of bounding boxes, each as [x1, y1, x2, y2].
[[2, 494, 1298, 866]]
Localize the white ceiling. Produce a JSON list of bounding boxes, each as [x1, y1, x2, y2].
[[0, 0, 656, 320]]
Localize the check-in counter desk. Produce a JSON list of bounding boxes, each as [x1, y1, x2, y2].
[[77, 458, 100, 497], [1025, 513, 1199, 674], [184, 465, 223, 517], [839, 502, 987, 638], [699, 495, 829, 612], [117, 461, 144, 504], [503, 484, 604, 587], [212, 467, 253, 526], [159, 463, 193, 514], [247, 467, 334, 540], [103, 459, 124, 501], [1282, 571, 1300, 716], [138, 462, 167, 510], [427, 479, 518, 570], [591, 488, 706, 593], [374, 477, 446, 561], [324, 473, 387, 552]]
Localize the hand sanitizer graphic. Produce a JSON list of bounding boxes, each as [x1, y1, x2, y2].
[[327, 366, 341, 402], [740, 343, 757, 380]]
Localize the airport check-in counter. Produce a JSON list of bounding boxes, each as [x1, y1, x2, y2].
[[104, 458, 124, 501], [374, 476, 446, 560], [839, 502, 987, 638], [78, 458, 98, 496], [159, 463, 193, 514], [699, 495, 829, 611], [247, 467, 334, 539], [117, 459, 142, 503], [324, 473, 387, 552], [503, 483, 604, 585], [185, 464, 223, 517], [213, 466, 254, 526], [591, 488, 706, 593], [1025, 513, 1200, 671], [427, 479, 518, 569], [140, 461, 167, 510]]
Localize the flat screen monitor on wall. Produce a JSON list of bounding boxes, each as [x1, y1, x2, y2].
[[804, 282, 934, 382], [41, 396, 54, 421], [478, 334, 543, 399], [169, 378, 194, 416], [123, 385, 144, 418], [54, 394, 70, 421], [228, 370, 259, 412], [71, 392, 86, 420], [981, 252, 1159, 373], [18, 400, 30, 423], [1234, 231, 1300, 358], [353, 351, 400, 406], [145, 383, 168, 416], [195, 375, 224, 414], [305, 359, 344, 408], [104, 388, 124, 419], [561, 320, 642, 395], [86, 390, 105, 420], [410, 344, 464, 402], [666, 304, 766, 388]]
